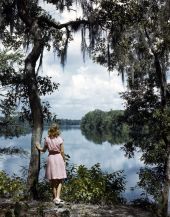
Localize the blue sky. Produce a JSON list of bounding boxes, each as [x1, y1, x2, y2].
[[39, 1, 126, 119]]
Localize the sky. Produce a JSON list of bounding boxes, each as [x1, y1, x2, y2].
[[1, 2, 170, 120], [39, 1, 126, 120]]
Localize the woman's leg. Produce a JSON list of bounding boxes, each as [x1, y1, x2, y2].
[[56, 179, 63, 199], [51, 179, 63, 200], [51, 179, 57, 199]]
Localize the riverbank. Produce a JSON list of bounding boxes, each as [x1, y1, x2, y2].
[[0, 199, 153, 217]]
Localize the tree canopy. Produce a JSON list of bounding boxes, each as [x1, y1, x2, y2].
[[0, 1, 170, 215], [87, 1, 170, 216]]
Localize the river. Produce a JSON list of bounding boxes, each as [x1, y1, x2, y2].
[[0, 126, 144, 202]]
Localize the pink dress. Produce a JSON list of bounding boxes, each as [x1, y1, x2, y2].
[[45, 136, 67, 180]]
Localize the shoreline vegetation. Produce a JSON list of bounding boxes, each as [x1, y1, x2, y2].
[[0, 162, 155, 216], [0, 161, 126, 203], [0, 109, 127, 141], [0, 109, 160, 216], [81, 109, 129, 144], [0, 116, 81, 138]]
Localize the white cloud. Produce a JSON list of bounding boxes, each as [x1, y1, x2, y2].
[[42, 33, 125, 117], [41, 53, 125, 119], [37, 2, 126, 119], [1, 2, 126, 120]]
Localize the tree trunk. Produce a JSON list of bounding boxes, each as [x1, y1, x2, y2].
[[158, 149, 170, 217], [154, 54, 170, 217], [160, 138, 170, 217], [23, 20, 44, 198], [25, 61, 43, 199], [16, 0, 45, 197], [27, 78, 43, 199], [166, 149, 170, 216]]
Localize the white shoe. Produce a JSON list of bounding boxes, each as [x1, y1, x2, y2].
[[53, 198, 65, 205], [53, 198, 60, 204]]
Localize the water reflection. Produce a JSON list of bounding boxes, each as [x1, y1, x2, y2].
[[0, 127, 144, 201], [81, 127, 129, 145], [0, 147, 28, 156]]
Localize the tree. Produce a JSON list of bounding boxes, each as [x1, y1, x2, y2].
[[81, 109, 128, 144], [0, 0, 98, 199], [1, 1, 169, 212], [0, 48, 58, 198], [86, 0, 170, 216]]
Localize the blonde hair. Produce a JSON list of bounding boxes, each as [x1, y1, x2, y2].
[[48, 123, 60, 138]]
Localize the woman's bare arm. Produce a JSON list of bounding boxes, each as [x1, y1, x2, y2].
[[60, 143, 65, 162], [36, 143, 47, 153]]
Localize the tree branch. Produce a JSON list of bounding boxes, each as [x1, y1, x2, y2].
[[144, 27, 167, 108], [38, 16, 89, 30], [16, 0, 33, 27], [0, 93, 5, 97]]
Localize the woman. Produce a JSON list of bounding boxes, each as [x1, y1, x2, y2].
[[36, 123, 67, 204]]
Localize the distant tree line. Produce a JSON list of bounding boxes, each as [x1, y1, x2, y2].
[[0, 115, 81, 138], [0, 115, 30, 138], [52, 119, 81, 126], [81, 109, 125, 131], [80, 109, 129, 144]]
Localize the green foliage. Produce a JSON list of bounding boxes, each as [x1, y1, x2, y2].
[[81, 109, 124, 131], [62, 163, 126, 204], [131, 197, 157, 214], [0, 0, 169, 208], [57, 118, 81, 126], [80, 1, 170, 215], [0, 171, 25, 201], [84, 0, 169, 207], [37, 179, 52, 201], [131, 166, 166, 216], [81, 109, 129, 144], [121, 73, 170, 215], [0, 115, 30, 138], [12, 155, 126, 204], [0, 49, 59, 123], [137, 167, 164, 202], [37, 162, 126, 204]]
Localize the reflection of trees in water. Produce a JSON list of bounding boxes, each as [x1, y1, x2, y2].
[[0, 147, 29, 157], [80, 110, 129, 145], [0, 121, 166, 214], [0, 115, 32, 138], [60, 125, 80, 131], [81, 111, 168, 215], [0, 113, 81, 139], [81, 127, 129, 145], [0, 123, 30, 138]]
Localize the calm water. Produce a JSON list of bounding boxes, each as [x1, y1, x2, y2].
[[0, 127, 144, 201]]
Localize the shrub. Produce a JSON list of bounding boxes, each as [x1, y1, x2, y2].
[[37, 179, 52, 201], [0, 171, 25, 200], [0, 162, 126, 205], [62, 163, 126, 204]]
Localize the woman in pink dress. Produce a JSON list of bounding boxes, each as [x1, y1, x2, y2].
[[36, 123, 67, 204]]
